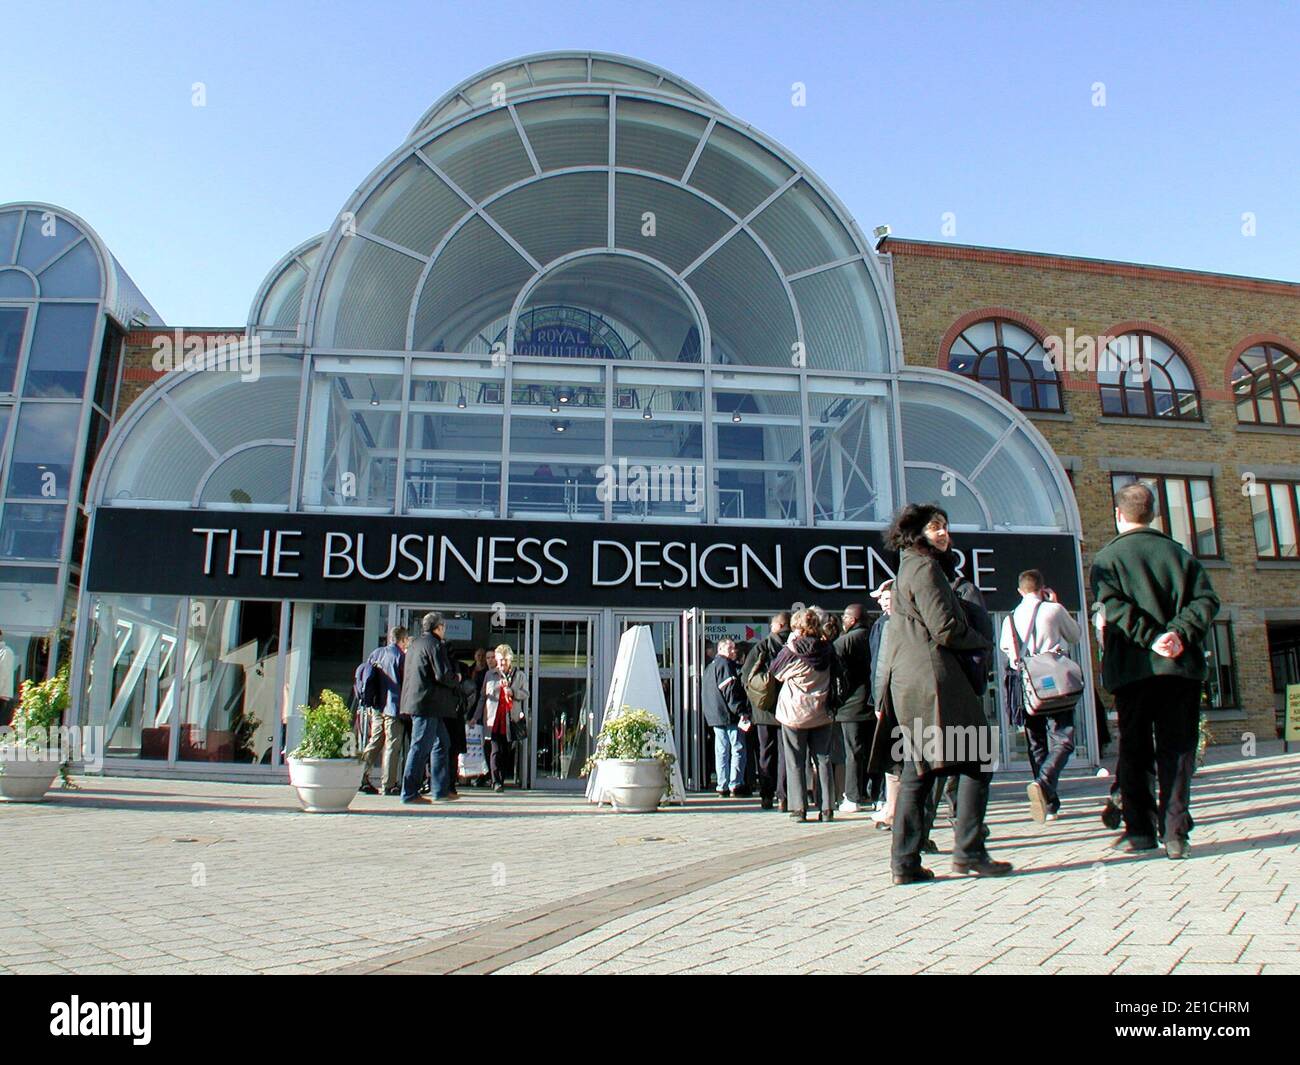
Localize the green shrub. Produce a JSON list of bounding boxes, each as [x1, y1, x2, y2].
[[289, 689, 355, 760], [581, 706, 676, 802], [1, 666, 75, 788]]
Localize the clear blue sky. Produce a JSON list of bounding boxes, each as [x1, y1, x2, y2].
[[3, 0, 1297, 324]]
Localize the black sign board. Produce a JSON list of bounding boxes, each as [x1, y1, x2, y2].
[[86, 508, 1082, 613]]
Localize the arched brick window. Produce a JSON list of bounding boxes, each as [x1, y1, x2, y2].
[[1098, 332, 1201, 420], [945, 317, 1062, 412], [1232, 341, 1300, 427]]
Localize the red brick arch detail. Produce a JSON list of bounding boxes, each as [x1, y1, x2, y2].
[[1098, 319, 1221, 400], [937, 307, 1072, 385], [1224, 332, 1300, 391]]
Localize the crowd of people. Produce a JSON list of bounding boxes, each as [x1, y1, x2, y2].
[[350, 481, 1219, 884], [354, 615, 529, 803]]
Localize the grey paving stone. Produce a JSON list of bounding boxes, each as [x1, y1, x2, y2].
[[3, 752, 1296, 976]]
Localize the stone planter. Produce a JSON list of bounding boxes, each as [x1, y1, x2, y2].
[[287, 757, 362, 813], [600, 758, 666, 813], [0, 756, 60, 803]]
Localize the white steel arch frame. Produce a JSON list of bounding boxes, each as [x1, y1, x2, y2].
[[1, 201, 118, 324], [298, 82, 903, 371], [894, 366, 1084, 538], [409, 50, 723, 138], [245, 233, 324, 341], [0, 202, 119, 644], [502, 246, 713, 358], [83, 342, 306, 511]]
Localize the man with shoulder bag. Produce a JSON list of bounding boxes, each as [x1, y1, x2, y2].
[[1000, 570, 1083, 823]]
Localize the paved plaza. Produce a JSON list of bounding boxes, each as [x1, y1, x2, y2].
[[1, 746, 1297, 976]]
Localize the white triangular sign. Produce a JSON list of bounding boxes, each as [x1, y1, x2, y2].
[[586, 625, 687, 805]]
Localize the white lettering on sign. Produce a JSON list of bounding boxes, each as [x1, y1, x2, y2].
[[182, 524, 1017, 604], [324, 532, 354, 578], [272, 530, 302, 577], [971, 548, 996, 593], [802, 545, 896, 592], [593, 541, 633, 586], [193, 528, 224, 574]]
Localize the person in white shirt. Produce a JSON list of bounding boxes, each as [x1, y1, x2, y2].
[[999, 570, 1082, 823]]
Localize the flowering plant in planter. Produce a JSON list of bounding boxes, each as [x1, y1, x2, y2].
[[581, 706, 675, 808]]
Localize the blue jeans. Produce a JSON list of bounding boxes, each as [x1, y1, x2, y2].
[[713, 726, 746, 792], [402, 716, 450, 801]]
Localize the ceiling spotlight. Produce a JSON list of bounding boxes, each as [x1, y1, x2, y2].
[[556, 386, 573, 405], [820, 408, 831, 424], [551, 419, 569, 433], [368, 377, 380, 406], [643, 406, 653, 420], [643, 389, 655, 420], [456, 384, 467, 410], [731, 411, 742, 423]]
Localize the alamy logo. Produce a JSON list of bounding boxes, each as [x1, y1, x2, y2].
[[151, 329, 260, 382], [49, 997, 151, 1045], [596, 457, 704, 512]]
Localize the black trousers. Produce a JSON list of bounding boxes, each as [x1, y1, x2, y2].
[[756, 723, 786, 802], [893, 760, 991, 874], [1114, 675, 1200, 842], [1024, 711, 1076, 807], [482, 735, 512, 787], [840, 719, 877, 804]]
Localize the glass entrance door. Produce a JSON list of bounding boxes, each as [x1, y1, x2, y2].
[[528, 614, 596, 789]]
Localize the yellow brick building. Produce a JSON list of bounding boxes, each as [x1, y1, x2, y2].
[[884, 237, 1300, 744]]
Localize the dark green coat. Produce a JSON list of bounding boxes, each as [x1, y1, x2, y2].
[[1089, 526, 1220, 693], [878, 548, 991, 771]]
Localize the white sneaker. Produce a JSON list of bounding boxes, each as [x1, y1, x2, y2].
[[838, 799, 860, 813]]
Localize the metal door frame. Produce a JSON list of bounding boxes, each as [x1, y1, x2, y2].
[[526, 611, 598, 790], [680, 608, 705, 791]]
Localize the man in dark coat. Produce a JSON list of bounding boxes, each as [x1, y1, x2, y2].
[[702, 637, 749, 796], [399, 611, 462, 804], [1090, 481, 1219, 859], [833, 603, 874, 811], [742, 611, 791, 810]]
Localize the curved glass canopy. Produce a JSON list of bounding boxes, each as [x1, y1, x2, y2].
[[409, 51, 721, 139], [90, 57, 1077, 540], [306, 82, 894, 372], [247, 235, 322, 341]]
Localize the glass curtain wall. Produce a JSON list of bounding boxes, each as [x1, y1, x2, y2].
[[80, 595, 184, 759]]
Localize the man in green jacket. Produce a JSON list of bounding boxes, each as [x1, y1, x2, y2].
[[1089, 482, 1220, 859]]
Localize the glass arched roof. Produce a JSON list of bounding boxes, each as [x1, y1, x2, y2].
[[247, 234, 323, 340], [899, 369, 1075, 532], [409, 51, 722, 138], [0, 202, 161, 327], [303, 71, 895, 372], [89, 57, 1079, 542]]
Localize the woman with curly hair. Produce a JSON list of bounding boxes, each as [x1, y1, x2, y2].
[[877, 503, 1011, 883]]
